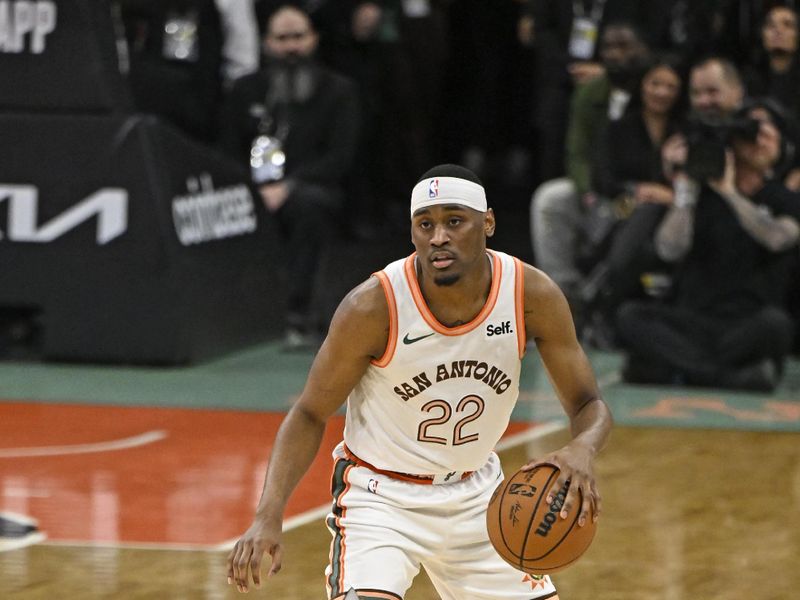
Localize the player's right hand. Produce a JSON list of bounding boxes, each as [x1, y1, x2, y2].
[[226, 517, 283, 593]]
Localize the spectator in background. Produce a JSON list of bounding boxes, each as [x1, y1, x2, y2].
[[745, 5, 800, 124], [652, 57, 746, 208], [714, 0, 795, 67], [643, 0, 735, 64], [682, 56, 743, 121], [616, 87, 800, 391], [589, 55, 686, 324], [743, 4, 800, 190], [530, 21, 650, 328], [330, 0, 448, 231], [216, 0, 260, 87], [523, 0, 647, 181], [120, 0, 226, 142], [220, 4, 360, 349], [443, 0, 528, 184]]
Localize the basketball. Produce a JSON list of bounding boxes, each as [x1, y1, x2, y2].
[[486, 464, 596, 574]]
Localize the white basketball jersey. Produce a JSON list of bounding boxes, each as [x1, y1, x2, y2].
[[343, 250, 526, 474]]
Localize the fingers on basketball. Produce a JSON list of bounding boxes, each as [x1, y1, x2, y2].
[[591, 480, 602, 521], [235, 541, 253, 591], [268, 543, 283, 576], [486, 464, 597, 574]]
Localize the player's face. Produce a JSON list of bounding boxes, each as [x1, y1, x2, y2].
[[410, 205, 495, 287]]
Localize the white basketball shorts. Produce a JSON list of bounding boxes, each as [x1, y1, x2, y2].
[[324, 442, 558, 600]]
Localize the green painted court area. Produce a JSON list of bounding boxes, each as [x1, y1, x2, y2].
[[1, 343, 798, 432]]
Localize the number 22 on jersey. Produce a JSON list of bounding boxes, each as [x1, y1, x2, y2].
[[417, 394, 485, 445]]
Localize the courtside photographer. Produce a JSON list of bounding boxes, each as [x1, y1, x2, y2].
[[616, 95, 800, 391]]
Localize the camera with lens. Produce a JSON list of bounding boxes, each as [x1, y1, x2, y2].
[[683, 115, 760, 181]]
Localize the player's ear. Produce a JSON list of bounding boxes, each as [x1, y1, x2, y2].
[[484, 208, 496, 238]]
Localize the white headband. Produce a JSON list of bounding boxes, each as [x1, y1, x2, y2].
[[410, 176, 487, 216]]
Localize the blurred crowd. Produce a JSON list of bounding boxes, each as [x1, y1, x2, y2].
[[118, 0, 800, 391]]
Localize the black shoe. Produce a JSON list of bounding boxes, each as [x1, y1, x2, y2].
[[719, 359, 778, 392]]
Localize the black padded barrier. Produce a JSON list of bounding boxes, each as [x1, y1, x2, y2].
[[0, 1, 285, 363]]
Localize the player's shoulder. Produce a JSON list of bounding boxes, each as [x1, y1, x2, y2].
[[518, 261, 562, 296], [327, 275, 390, 357], [336, 275, 389, 324], [517, 261, 568, 312]]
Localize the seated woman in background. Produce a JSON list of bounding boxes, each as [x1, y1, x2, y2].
[[590, 54, 686, 317]]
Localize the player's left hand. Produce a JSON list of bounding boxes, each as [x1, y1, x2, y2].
[[520, 441, 600, 527]]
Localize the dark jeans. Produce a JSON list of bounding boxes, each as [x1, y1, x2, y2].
[[275, 181, 340, 328], [616, 301, 794, 386], [606, 203, 668, 307]]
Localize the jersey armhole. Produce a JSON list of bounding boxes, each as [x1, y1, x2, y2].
[[370, 271, 398, 367], [513, 258, 526, 358]]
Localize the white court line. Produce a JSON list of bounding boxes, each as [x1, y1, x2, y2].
[[495, 420, 566, 452], [0, 430, 168, 458], [40, 539, 214, 552], [281, 505, 332, 531], [0, 532, 46, 552], [0, 511, 39, 525]]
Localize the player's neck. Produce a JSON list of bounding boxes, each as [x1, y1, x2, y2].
[[417, 253, 493, 327]]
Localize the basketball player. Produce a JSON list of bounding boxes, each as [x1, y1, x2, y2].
[[227, 164, 613, 599]]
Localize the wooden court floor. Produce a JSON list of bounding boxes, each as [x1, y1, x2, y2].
[[2, 425, 799, 599]]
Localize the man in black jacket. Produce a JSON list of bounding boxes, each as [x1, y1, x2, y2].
[[220, 4, 360, 349]]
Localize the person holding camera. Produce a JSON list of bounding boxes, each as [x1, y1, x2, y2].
[[616, 78, 800, 391], [220, 5, 360, 349]]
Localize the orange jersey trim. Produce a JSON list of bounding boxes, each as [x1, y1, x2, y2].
[[513, 257, 526, 358], [370, 271, 397, 367], [402, 250, 502, 336]]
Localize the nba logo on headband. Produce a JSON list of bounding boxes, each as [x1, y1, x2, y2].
[[410, 175, 487, 216]]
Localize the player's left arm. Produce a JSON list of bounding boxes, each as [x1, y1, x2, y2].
[[519, 263, 613, 527]]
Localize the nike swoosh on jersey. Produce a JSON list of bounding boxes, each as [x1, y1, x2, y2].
[[402, 332, 435, 345]]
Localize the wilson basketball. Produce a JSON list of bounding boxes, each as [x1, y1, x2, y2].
[[486, 464, 596, 574]]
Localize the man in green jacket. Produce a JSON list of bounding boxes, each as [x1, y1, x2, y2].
[[530, 21, 649, 322]]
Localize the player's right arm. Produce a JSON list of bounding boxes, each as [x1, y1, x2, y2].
[[227, 277, 389, 593]]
